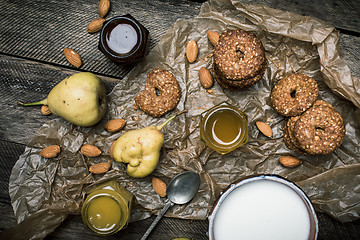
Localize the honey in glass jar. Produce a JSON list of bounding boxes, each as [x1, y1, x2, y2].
[[81, 180, 133, 235], [200, 102, 248, 154]]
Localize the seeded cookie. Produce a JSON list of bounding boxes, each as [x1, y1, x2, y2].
[[294, 100, 345, 155], [135, 68, 181, 117], [283, 117, 307, 154], [287, 116, 302, 150], [214, 62, 267, 90], [283, 118, 299, 152], [213, 29, 267, 90], [270, 73, 318, 117]]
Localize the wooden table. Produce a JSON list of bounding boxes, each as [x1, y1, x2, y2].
[[0, 0, 359, 239]]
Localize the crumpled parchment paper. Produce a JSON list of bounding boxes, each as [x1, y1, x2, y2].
[[5, 0, 360, 239]]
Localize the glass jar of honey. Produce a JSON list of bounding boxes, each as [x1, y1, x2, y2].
[[99, 14, 149, 65], [81, 180, 133, 235], [200, 102, 248, 154]]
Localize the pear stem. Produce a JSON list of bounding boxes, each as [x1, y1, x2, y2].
[[156, 110, 187, 130], [17, 99, 48, 107]]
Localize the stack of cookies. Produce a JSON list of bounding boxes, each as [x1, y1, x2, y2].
[[213, 29, 267, 90], [271, 73, 346, 155]]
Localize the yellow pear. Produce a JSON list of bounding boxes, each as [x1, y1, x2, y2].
[[112, 111, 185, 178], [19, 72, 107, 127]]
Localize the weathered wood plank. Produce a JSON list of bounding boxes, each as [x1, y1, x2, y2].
[[239, 0, 360, 34], [1, 0, 360, 239], [0, 55, 119, 145], [45, 215, 209, 240], [1, 0, 359, 80], [0, 140, 24, 231], [340, 33, 360, 79], [0, 0, 203, 79]]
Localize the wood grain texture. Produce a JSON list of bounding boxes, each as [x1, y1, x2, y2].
[[0, 0, 360, 239], [340, 33, 360, 79], [239, 0, 360, 34], [0, 0, 202, 79], [0, 55, 117, 145], [1, 0, 358, 79]]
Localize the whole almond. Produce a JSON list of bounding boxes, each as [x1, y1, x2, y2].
[[41, 105, 51, 115], [104, 119, 126, 132], [207, 31, 220, 46], [256, 121, 273, 137], [81, 144, 101, 157], [88, 18, 105, 33], [110, 140, 116, 159], [152, 177, 167, 198], [279, 155, 302, 168], [199, 67, 213, 89], [40, 145, 61, 158], [186, 40, 198, 63], [64, 48, 82, 68], [99, 0, 110, 18], [89, 162, 111, 174]]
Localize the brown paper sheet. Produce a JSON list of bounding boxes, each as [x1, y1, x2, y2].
[[6, 0, 360, 238]]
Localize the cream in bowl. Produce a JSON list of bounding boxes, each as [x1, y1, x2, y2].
[[208, 175, 318, 240]]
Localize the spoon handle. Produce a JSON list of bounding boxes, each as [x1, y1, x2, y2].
[[140, 199, 174, 240]]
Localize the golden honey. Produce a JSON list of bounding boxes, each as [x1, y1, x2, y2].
[[86, 196, 122, 232], [81, 180, 133, 235], [200, 102, 248, 154]]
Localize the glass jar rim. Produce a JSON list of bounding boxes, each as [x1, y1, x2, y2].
[[82, 189, 128, 235], [99, 15, 143, 59]]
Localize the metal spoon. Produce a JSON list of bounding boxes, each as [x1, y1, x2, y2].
[[140, 171, 201, 240]]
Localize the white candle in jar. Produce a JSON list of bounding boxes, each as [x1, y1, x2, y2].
[[212, 179, 312, 240]]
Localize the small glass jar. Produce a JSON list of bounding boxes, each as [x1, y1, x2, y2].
[[81, 180, 133, 236], [99, 14, 149, 65], [200, 102, 248, 154]]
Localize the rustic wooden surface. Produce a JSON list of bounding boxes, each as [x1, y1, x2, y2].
[[0, 0, 359, 239]]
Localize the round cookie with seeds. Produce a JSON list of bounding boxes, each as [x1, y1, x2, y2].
[[214, 62, 266, 90], [270, 73, 318, 117], [135, 68, 181, 117], [283, 118, 298, 152], [287, 116, 302, 150], [213, 29, 267, 90], [283, 117, 307, 154], [294, 100, 345, 155]]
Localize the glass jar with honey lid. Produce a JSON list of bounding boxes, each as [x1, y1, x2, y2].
[[200, 102, 248, 154], [81, 180, 133, 236], [99, 14, 149, 65]]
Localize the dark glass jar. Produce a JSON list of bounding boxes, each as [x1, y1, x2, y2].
[[99, 14, 149, 65]]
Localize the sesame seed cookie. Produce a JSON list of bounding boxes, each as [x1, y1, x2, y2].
[[270, 73, 319, 117], [294, 100, 345, 155], [135, 68, 181, 117], [283, 117, 308, 154], [213, 29, 267, 90]]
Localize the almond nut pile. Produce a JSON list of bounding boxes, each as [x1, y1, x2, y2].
[[38, 116, 130, 175]]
